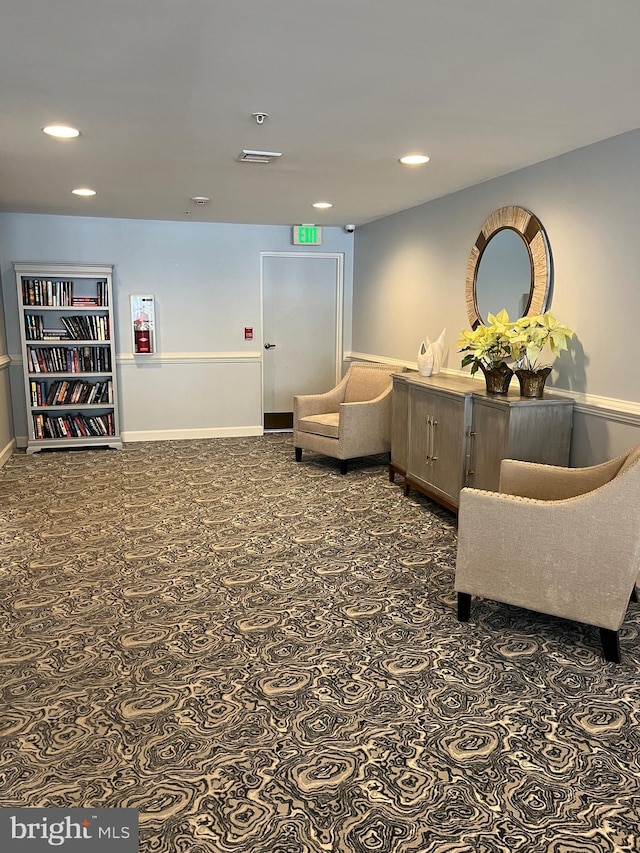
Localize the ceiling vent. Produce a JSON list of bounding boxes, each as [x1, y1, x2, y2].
[[236, 149, 282, 164]]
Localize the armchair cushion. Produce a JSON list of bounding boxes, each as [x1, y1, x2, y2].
[[298, 412, 340, 439], [499, 455, 627, 500], [344, 367, 395, 403]]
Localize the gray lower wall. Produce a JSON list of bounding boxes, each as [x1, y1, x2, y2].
[[352, 128, 640, 466], [0, 215, 354, 455]]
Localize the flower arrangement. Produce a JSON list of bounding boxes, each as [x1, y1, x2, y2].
[[509, 312, 574, 372], [457, 309, 574, 375], [456, 309, 515, 375]]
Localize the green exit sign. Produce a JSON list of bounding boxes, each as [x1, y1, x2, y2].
[[292, 225, 322, 245]]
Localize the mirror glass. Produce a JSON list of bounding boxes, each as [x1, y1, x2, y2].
[[475, 228, 531, 323], [465, 205, 552, 328]]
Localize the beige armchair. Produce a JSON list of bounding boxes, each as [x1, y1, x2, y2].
[[294, 362, 404, 474], [455, 444, 640, 662]]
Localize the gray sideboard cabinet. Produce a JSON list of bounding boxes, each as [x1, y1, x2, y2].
[[390, 372, 574, 513]]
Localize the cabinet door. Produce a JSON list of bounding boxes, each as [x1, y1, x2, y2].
[[408, 388, 467, 503], [391, 378, 409, 473], [469, 401, 508, 492], [470, 397, 574, 492]]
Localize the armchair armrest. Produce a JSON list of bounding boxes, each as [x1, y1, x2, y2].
[[338, 386, 392, 430], [499, 455, 627, 500], [336, 386, 393, 456], [293, 373, 349, 422]]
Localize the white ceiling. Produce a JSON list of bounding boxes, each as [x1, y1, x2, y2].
[[1, 0, 639, 228]]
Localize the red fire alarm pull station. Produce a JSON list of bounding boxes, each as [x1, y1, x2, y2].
[[244, 327, 253, 340]]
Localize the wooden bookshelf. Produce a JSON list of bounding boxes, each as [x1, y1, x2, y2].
[[14, 262, 123, 454]]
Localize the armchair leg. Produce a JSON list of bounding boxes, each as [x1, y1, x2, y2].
[[457, 592, 471, 622], [340, 460, 348, 475], [600, 628, 621, 663], [295, 447, 302, 462]]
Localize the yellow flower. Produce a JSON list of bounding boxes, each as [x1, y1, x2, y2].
[[458, 310, 574, 374]]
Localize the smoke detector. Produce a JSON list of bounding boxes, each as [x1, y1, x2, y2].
[[252, 112, 269, 124], [236, 149, 282, 164], [191, 196, 210, 205]]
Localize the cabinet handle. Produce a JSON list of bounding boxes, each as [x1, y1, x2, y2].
[[431, 418, 438, 461], [465, 429, 476, 484], [425, 416, 431, 461]]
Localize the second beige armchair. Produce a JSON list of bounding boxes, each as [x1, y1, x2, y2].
[[294, 362, 404, 474], [455, 445, 640, 662]]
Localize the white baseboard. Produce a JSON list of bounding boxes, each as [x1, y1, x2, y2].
[[0, 438, 16, 467], [121, 426, 264, 442], [14, 427, 264, 448]]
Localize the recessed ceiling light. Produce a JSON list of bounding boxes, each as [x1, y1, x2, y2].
[[312, 201, 333, 209], [72, 187, 96, 197], [399, 154, 430, 165], [43, 125, 80, 139]]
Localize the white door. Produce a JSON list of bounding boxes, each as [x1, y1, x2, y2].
[[262, 253, 343, 429]]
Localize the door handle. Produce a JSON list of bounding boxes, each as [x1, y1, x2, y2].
[[264, 342, 277, 349]]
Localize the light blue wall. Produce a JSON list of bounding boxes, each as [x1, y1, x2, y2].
[[352, 129, 640, 465], [3, 130, 640, 464], [0, 214, 354, 444]]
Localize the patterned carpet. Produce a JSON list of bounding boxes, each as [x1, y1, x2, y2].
[[1, 435, 639, 853]]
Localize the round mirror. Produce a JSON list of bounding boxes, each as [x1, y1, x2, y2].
[[465, 205, 552, 328], [475, 228, 532, 323]]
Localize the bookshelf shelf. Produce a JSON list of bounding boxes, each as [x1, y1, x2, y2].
[[14, 262, 123, 454], [27, 372, 112, 377], [24, 305, 108, 311], [32, 405, 113, 411]]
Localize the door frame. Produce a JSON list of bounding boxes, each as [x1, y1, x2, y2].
[[259, 251, 344, 425]]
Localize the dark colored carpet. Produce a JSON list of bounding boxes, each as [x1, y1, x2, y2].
[[1, 435, 639, 852]]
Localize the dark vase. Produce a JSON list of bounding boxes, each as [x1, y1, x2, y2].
[[515, 367, 552, 398], [479, 362, 514, 394]]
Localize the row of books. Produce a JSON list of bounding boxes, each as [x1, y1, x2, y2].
[[28, 346, 111, 374], [24, 313, 109, 341], [30, 379, 113, 408], [60, 315, 110, 341], [33, 412, 115, 440], [21, 279, 109, 307]]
